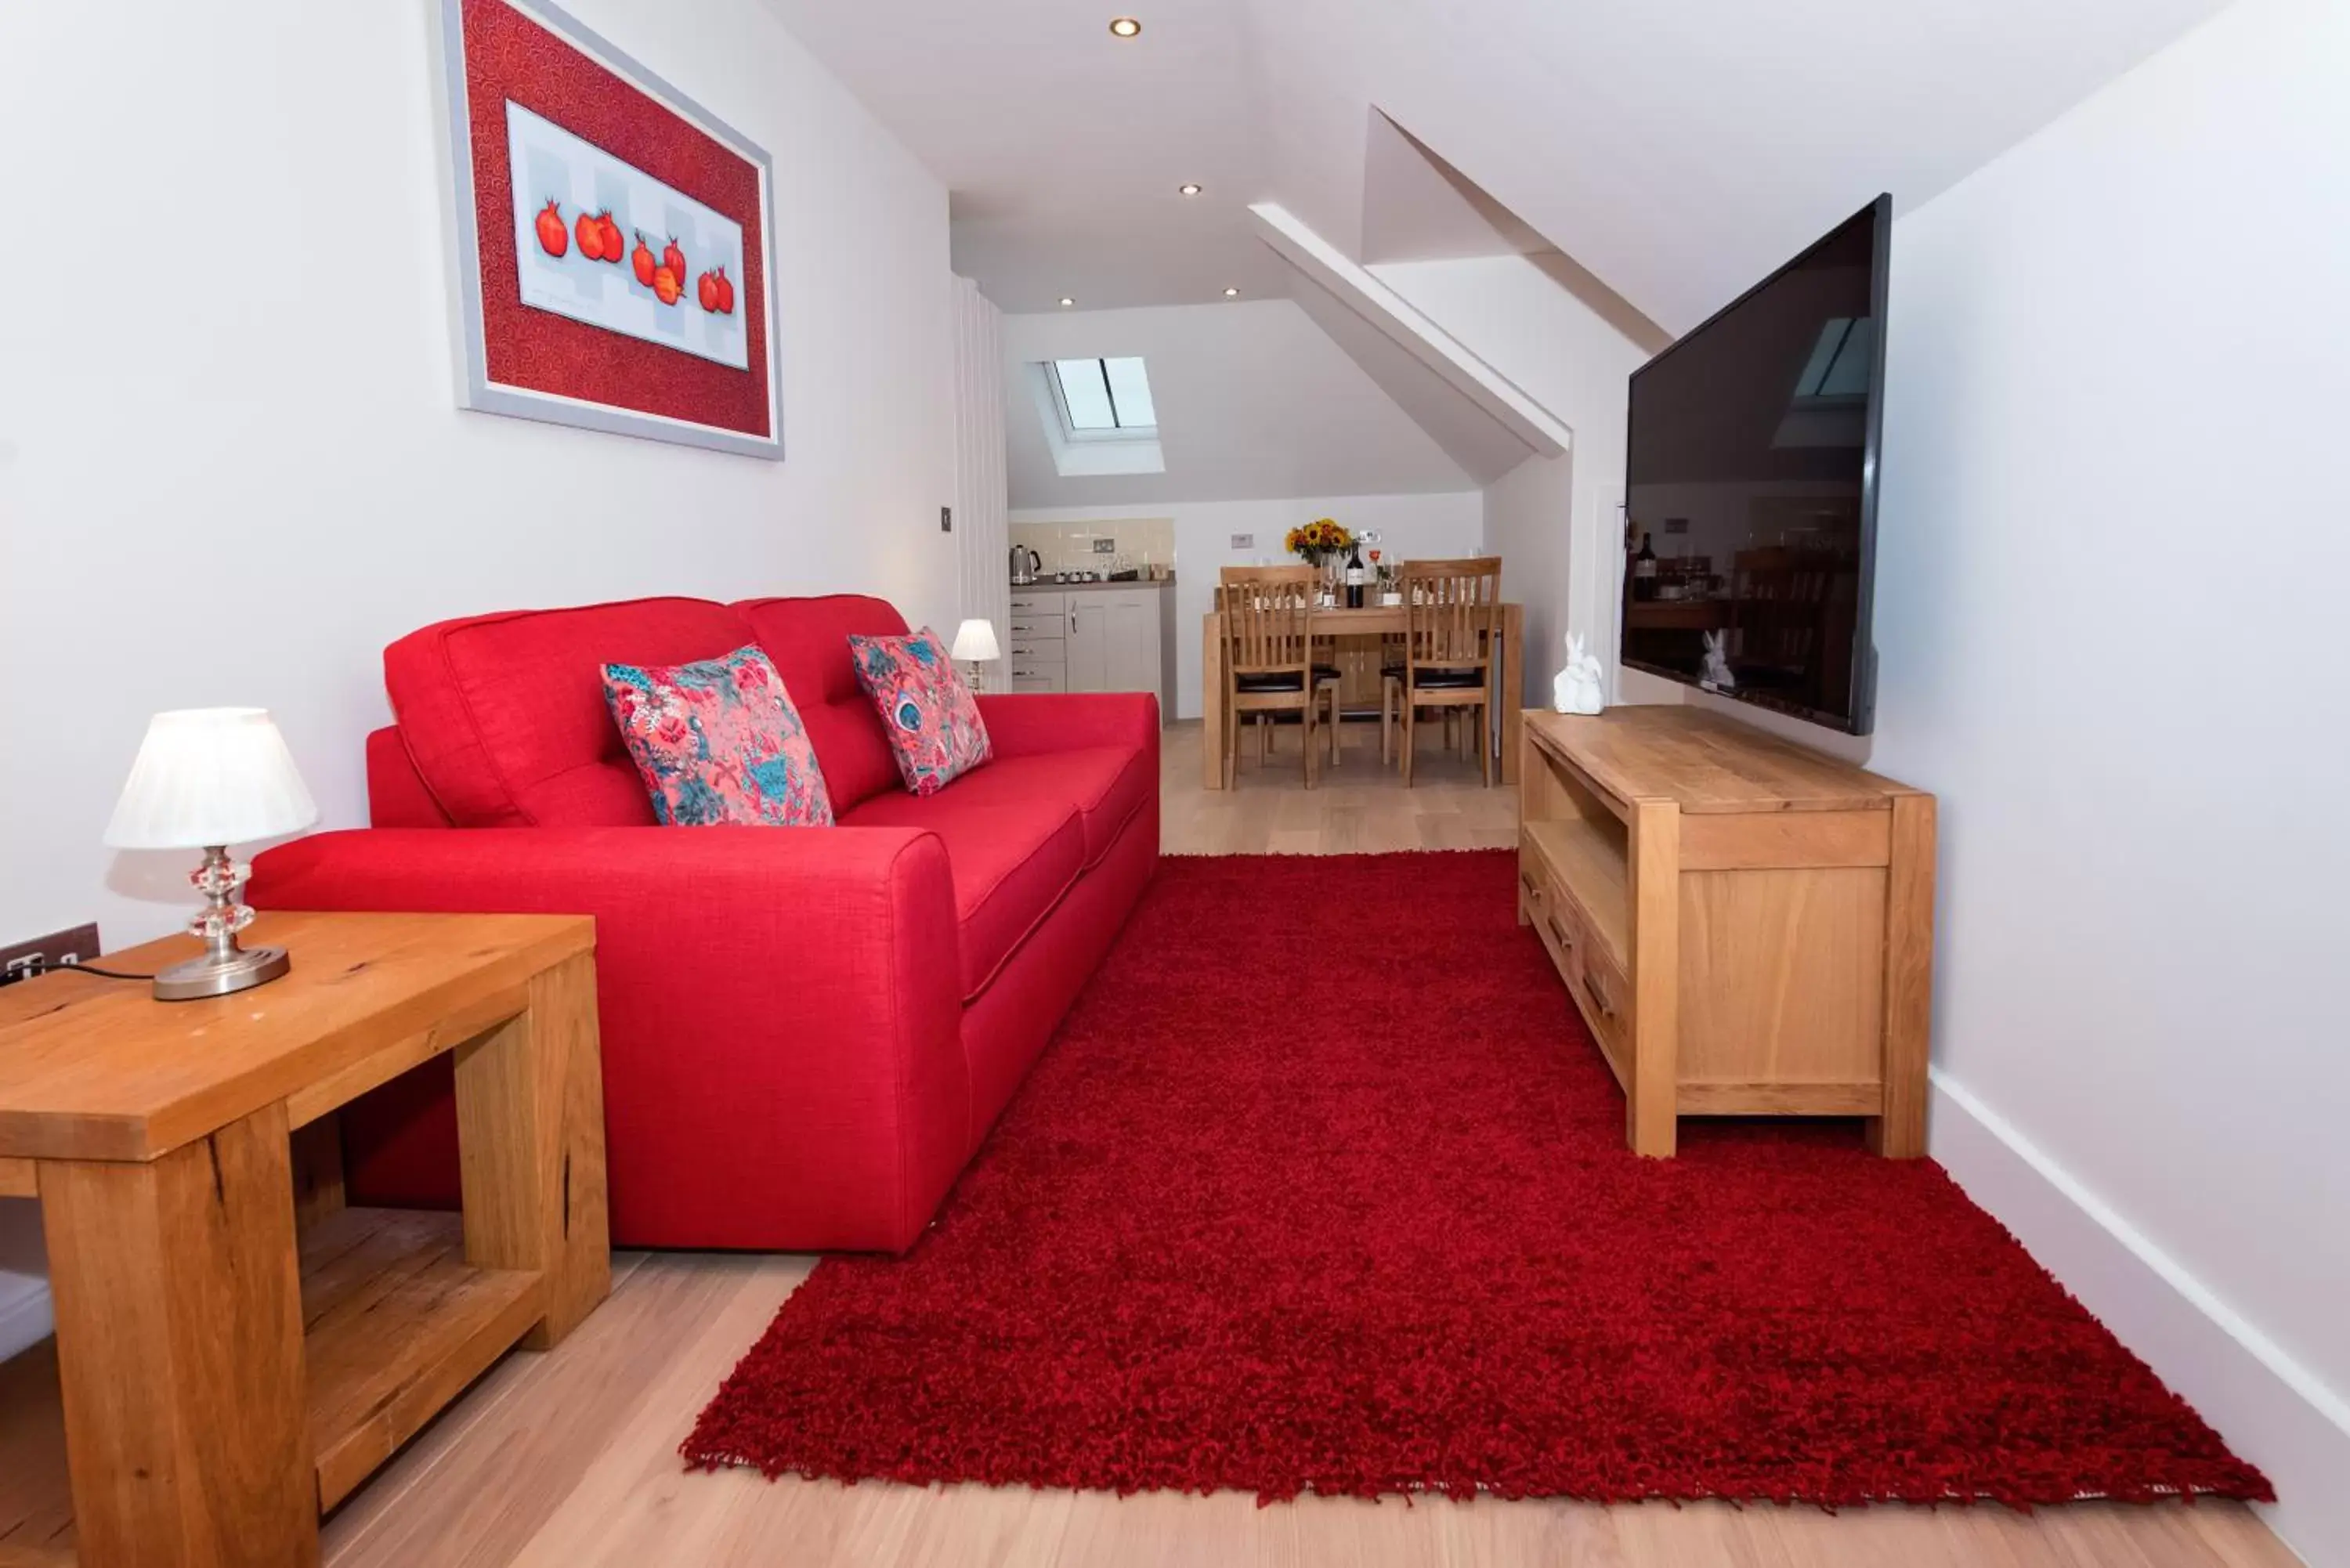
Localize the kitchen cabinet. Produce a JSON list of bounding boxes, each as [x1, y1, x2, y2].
[[1065, 591, 1159, 696], [1008, 591, 1068, 692], [1066, 600, 1108, 693], [1004, 586, 1169, 710], [1113, 593, 1163, 695]]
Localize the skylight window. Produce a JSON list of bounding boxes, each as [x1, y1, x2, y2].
[[1050, 357, 1157, 435], [1026, 357, 1166, 477]]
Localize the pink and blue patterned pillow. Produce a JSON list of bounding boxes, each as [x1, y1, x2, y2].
[[848, 627, 992, 797], [602, 645, 833, 826]]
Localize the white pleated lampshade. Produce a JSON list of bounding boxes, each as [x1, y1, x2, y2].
[[104, 708, 320, 851], [951, 619, 1001, 663]]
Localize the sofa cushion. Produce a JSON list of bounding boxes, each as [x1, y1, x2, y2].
[[385, 597, 754, 828], [734, 595, 909, 815], [841, 788, 1084, 999], [876, 748, 1147, 869], [847, 627, 993, 797], [602, 646, 833, 826]]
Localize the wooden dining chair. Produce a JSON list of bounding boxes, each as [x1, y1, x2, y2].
[[1386, 557, 1502, 787], [1217, 565, 1342, 789]]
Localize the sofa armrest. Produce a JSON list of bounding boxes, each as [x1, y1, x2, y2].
[[249, 827, 969, 1252], [978, 691, 1160, 759]]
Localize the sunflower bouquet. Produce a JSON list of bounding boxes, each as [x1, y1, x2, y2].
[[1283, 517, 1353, 565]]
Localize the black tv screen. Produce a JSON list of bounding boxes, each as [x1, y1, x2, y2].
[[1622, 194, 1889, 734]]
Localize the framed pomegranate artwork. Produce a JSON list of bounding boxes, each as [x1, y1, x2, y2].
[[439, 0, 782, 459]]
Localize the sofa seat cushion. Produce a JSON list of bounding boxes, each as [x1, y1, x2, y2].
[[841, 789, 1085, 999], [873, 749, 1146, 869]]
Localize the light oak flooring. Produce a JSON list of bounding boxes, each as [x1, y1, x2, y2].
[[1162, 716, 1523, 855], [0, 717, 2298, 1567]]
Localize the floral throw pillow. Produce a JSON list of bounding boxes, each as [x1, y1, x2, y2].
[[848, 627, 992, 797], [602, 645, 833, 826]]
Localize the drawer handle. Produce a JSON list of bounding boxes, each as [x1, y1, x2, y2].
[[1546, 914, 1573, 951], [1586, 972, 1612, 1017]]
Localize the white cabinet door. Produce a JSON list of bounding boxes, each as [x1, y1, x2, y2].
[[1065, 602, 1110, 692], [1103, 593, 1160, 700]]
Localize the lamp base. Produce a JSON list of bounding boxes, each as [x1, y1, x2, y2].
[[152, 943, 291, 1003]]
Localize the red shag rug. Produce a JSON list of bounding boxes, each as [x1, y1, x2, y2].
[[682, 852, 2269, 1508]]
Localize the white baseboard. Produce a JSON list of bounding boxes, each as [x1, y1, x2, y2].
[[1931, 1071, 2343, 1568], [0, 1275, 52, 1364]]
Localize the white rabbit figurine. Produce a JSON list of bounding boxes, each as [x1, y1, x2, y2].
[[1701, 630, 1737, 690], [1553, 633, 1606, 714]]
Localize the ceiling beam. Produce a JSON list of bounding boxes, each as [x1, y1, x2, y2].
[[1249, 201, 1572, 459]]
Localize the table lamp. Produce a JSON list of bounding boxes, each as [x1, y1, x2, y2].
[[951, 618, 1001, 693], [103, 708, 320, 1001]]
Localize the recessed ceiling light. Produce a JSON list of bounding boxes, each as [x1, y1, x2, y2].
[[1060, 296, 1076, 308], [1223, 287, 1239, 298], [1179, 182, 1203, 197], [1108, 16, 1141, 38]]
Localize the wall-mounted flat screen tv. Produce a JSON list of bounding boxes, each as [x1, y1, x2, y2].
[[1622, 194, 1889, 735]]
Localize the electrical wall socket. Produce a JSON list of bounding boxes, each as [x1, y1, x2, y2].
[[1230, 533, 1254, 550], [0, 922, 102, 987], [1092, 537, 1117, 554]]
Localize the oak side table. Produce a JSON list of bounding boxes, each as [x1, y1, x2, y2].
[[0, 911, 609, 1568]]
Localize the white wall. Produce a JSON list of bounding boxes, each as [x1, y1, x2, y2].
[[951, 277, 1013, 690], [1371, 255, 1654, 704], [1010, 493, 1483, 719], [0, 0, 957, 1359], [1003, 301, 1474, 510], [1478, 454, 1578, 704], [1864, 0, 2350, 1559]]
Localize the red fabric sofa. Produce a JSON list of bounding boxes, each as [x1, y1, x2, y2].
[[251, 594, 1159, 1253]]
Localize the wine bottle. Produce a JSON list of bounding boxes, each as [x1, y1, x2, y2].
[[1344, 542, 1368, 609], [1632, 532, 1658, 602]]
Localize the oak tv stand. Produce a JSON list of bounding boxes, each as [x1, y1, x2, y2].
[[1517, 706, 1936, 1158]]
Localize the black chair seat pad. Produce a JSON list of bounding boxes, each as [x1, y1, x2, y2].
[[1404, 667, 1487, 690], [1236, 664, 1340, 693]]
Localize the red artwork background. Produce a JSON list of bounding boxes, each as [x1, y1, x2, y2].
[[461, 0, 773, 440]]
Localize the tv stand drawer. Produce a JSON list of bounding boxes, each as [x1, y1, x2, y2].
[[1521, 851, 1630, 1086]]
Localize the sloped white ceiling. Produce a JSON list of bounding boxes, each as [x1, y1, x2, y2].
[[1359, 112, 1550, 266], [1246, 0, 2236, 332], [1285, 270, 1537, 487], [760, 0, 2232, 331], [1002, 300, 1476, 508]]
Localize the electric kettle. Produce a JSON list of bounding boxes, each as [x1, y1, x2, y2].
[[1010, 545, 1042, 585]]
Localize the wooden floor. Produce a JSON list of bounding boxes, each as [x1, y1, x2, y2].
[[1162, 716, 1522, 855], [0, 717, 2297, 1567]]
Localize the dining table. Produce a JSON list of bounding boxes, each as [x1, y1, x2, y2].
[[1200, 601, 1525, 790]]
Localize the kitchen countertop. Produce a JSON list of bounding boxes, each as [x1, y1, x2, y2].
[[1009, 576, 1176, 592]]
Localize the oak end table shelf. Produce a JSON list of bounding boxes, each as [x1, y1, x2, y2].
[[0, 911, 609, 1568]]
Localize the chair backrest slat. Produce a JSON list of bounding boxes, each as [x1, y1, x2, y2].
[[1401, 557, 1502, 670], [1218, 565, 1316, 677]]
